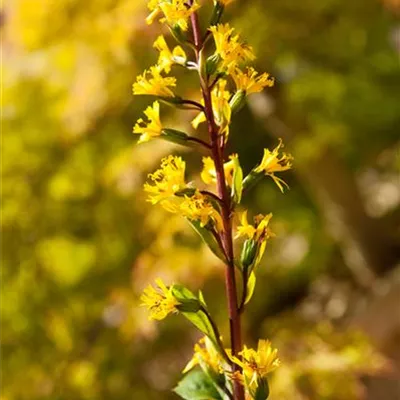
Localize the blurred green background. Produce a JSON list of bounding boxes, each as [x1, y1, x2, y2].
[[2, 0, 400, 399]]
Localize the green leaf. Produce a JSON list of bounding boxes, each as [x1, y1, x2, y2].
[[231, 155, 243, 204], [244, 271, 256, 305], [187, 219, 227, 263], [171, 285, 219, 347], [174, 369, 224, 400]]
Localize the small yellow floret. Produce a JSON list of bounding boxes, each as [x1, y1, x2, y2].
[[231, 67, 274, 94], [140, 278, 180, 320], [183, 336, 226, 374], [147, 0, 200, 31], [201, 154, 237, 186], [133, 101, 162, 143], [209, 24, 255, 73], [179, 192, 223, 231], [133, 66, 176, 97], [229, 340, 280, 387], [144, 155, 187, 210], [254, 139, 293, 192], [153, 35, 186, 73]]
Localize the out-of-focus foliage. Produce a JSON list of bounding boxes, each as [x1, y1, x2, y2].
[[2, 0, 399, 399]]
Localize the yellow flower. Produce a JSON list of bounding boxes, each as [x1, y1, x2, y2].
[[179, 192, 223, 231], [144, 155, 187, 211], [192, 80, 231, 139], [236, 211, 273, 242], [146, 0, 200, 31], [183, 336, 226, 374], [201, 154, 237, 186], [230, 340, 280, 387], [133, 101, 162, 143], [153, 35, 187, 74], [254, 139, 293, 192], [209, 24, 255, 73], [236, 211, 274, 264], [133, 66, 176, 97], [140, 278, 180, 320], [231, 67, 274, 94]]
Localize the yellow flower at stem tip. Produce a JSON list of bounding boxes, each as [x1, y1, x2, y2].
[[133, 66, 176, 97], [144, 155, 187, 210], [231, 67, 275, 94], [254, 139, 293, 192], [209, 23, 255, 73], [183, 336, 226, 374], [229, 340, 280, 387], [133, 101, 162, 143], [201, 154, 238, 186], [153, 35, 186, 74], [146, 0, 200, 31], [192, 80, 231, 140], [140, 278, 180, 320]]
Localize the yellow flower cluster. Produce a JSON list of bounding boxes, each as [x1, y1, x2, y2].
[[133, 66, 176, 97], [254, 139, 293, 192], [146, 0, 200, 31], [140, 278, 180, 320], [209, 23, 255, 73], [230, 340, 280, 388], [201, 154, 237, 186], [144, 155, 187, 209], [144, 156, 223, 230], [183, 336, 226, 374], [231, 67, 275, 94]]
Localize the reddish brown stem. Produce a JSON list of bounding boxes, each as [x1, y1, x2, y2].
[[190, 10, 245, 400]]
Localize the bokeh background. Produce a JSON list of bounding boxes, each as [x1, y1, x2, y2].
[[2, 0, 400, 399]]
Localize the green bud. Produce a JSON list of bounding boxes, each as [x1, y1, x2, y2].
[[231, 155, 243, 204], [229, 90, 247, 115], [253, 378, 270, 400], [206, 54, 221, 76], [240, 239, 258, 269], [169, 24, 187, 44], [242, 170, 264, 193], [210, 2, 224, 26], [175, 188, 196, 197], [161, 128, 189, 146]]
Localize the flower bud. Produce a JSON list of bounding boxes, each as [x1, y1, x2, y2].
[[240, 239, 258, 269], [253, 377, 270, 400], [210, 2, 224, 26], [229, 90, 246, 115], [161, 128, 189, 145], [170, 24, 187, 44], [206, 54, 221, 76]]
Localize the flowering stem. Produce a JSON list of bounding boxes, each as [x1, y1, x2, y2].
[[190, 9, 245, 400]]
